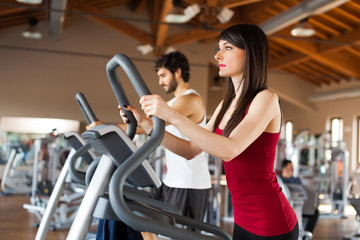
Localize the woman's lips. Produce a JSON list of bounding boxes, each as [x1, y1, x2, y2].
[[219, 64, 226, 68]]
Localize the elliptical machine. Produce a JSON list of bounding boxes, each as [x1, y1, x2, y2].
[[66, 54, 231, 240], [1, 145, 32, 195], [34, 92, 100, 240]]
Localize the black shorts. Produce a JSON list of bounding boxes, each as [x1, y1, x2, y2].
[[232, 221, 299, 240], [158, 184, 210, 222]]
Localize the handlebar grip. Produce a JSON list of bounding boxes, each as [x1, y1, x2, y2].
[[106, 54, 144, 140], [75, 92, 99, 125]]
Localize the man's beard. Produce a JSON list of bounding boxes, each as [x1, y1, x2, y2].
[[165, 74, 178, 94]]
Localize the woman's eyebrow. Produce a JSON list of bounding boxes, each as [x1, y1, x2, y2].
[[219, 41, 230, 47]]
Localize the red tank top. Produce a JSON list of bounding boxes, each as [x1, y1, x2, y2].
[[215, 109, 297, 236]]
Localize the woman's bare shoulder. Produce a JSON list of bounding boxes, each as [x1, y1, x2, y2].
[[255, 89, 278, 102]]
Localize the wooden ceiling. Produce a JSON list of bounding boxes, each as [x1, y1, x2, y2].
[[1, 0, 360, 87]]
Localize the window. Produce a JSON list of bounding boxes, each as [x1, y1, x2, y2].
[[358, 117, 360, 164], [330, 117, 343, 146], [285, 121, 293, 143]]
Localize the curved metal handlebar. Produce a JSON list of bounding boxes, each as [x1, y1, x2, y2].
[[106, 54, 148, 139], [68, 142, 93, 186], [75, 92, 98, 125], [106, 53, 165, 151]]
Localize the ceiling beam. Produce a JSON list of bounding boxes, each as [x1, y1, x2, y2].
[[297, 63, 332, 85], [146, 0, 159, 35], [285, 67, 322, 86], [345, 47, 360, 57], [269, 49, 306, 69], [129, 0, 146, 13], [271, 36, 360, 79], [318, 27, 360, 52], [154, 0, 172, 53], [207, 0, 218, 8], [0, 6, 27, 16], [306, 61, 342, 83], [71, 2, 152, 44], [310, 19, 341, 36], [332, 7, 360, 23], [220, 0, 264, 9], [182, 0, 203, 5], [318, 13, 353, 32], [269, 27, 360, 73], [165, 28, 220, 46], [164, 21, 235, 46]]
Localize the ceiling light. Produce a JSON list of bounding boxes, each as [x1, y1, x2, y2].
[[22, 17, 42, 40], [137, 44, 153, 55], [16, 0, 42, 4], [216, 7, 234, 24], [165, 0, 189, 23], [0, 116, 79, 134], [165, 46, 177, 54], [184, 4, 201, 20], [291, 18, 315, 37]]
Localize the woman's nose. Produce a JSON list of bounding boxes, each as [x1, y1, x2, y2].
[[214, 51, 222, 61]]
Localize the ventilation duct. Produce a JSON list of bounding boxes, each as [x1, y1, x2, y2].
[[308, 87, 360, 103], [16, 0, 42, 4], [49, 0, 68, 40], [260, 0, 350, 35]]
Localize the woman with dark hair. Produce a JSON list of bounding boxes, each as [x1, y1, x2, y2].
[[120, 23, 298, 240]]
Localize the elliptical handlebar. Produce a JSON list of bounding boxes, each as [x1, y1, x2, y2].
[[75, 92, 98, 125], [68, 142, 93, 186], [105, 53, 165, 155], [106, 54, 143, 140], [70, 92, 99, 185]]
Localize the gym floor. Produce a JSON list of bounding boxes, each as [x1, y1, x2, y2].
[[0, 194, 358, 240]]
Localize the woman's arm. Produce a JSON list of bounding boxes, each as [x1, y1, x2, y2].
[[158, 100, 223, 160], [119, 104, 205, 160], [140, 90, 280, 162]]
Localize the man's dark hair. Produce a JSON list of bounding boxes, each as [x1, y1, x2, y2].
[[281, 159, 292, 169], [154, 51, 190, 82]]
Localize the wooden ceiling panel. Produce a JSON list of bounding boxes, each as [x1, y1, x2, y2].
[[318, 14, 353, 34], [285, 66, 322, 86], [0, 0, 359, 86], [345, 47, 360, 57], [333, 7, 360, 26], [295, 63, 332, 85], [310, 18, 341, 38]]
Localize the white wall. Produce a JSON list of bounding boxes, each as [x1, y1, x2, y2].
[[0, 12, 214, 123]]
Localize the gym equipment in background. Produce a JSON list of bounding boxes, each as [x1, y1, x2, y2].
[[1, 145, 32, 195], [343, 168, 360, 240], [23, 134, 89, 234], [277, 129, 349, 219], [34, 92, 100, 240]]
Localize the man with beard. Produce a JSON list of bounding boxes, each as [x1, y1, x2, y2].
[[152, 51, 211, 224]]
